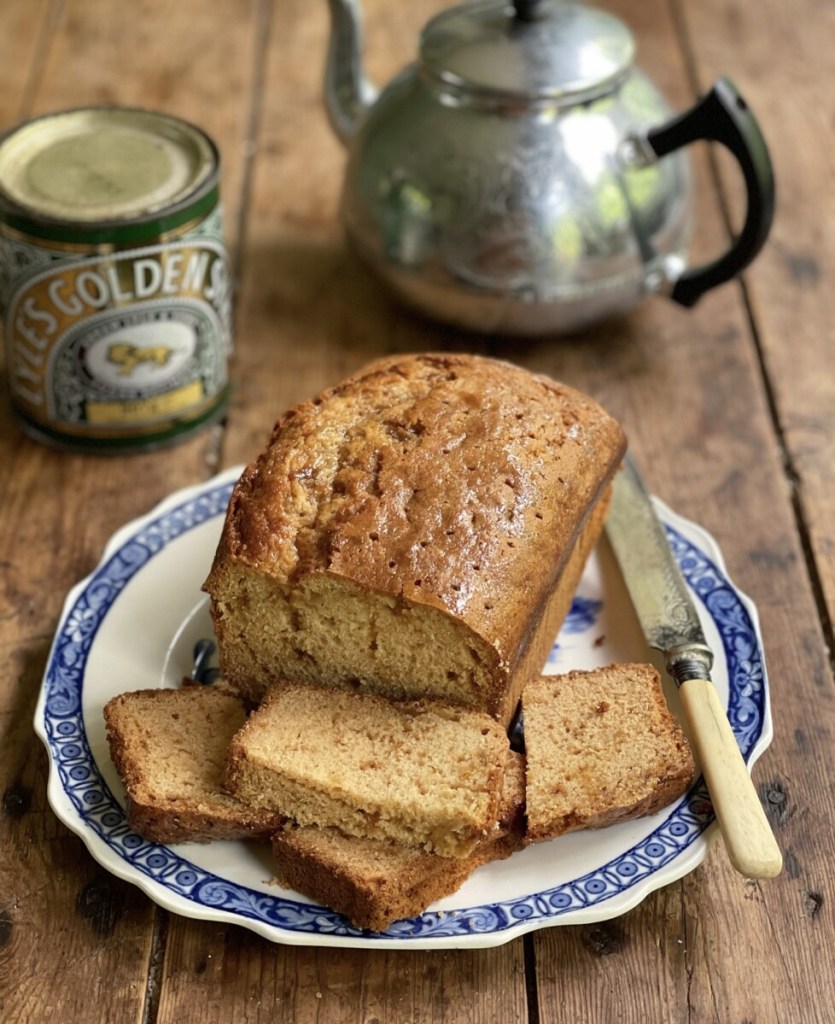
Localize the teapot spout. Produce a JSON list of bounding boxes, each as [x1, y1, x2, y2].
[[325, 0, 377, 145]]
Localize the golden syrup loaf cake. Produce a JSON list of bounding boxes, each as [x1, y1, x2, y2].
[[522, 664, 696, 843], [224, 682, 508, 857], [270, 752, 526, 932], [103, 685, 285, 844], [203, 353, 626, 723]]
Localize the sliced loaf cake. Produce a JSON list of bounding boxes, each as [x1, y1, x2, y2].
[[103, 685, 285, 843], [523, 664, 695, 843], [271, 752, 526, 931], [225, 682, 508, 857], [203, 353, 625, 724]]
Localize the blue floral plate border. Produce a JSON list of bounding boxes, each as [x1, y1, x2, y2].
[[34, 467, 773, 949]]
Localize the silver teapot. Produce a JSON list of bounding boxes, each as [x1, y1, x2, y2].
[[325, 0, 774, 335]]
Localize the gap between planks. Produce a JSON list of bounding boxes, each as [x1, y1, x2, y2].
[[141, 908, 170, 1024]]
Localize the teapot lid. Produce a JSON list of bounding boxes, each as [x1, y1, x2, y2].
[[420, 0, 634, 102]]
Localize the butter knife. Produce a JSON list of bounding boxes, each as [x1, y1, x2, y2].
[[606, 454, 782, 879]]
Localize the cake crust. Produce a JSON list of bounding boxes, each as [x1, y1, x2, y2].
[[271, 752, 526, 932]]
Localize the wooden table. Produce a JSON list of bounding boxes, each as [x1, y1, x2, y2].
[[1, 1, 832, 1020]]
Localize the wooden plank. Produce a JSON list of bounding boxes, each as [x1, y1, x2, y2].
[[0, 2, 262, 1022], [0, 0, 53, 123], [674, 0, 835, 633], [0, 9, 162, 1023], [157, 925, 527, 1024], [219, 0, 461, 468], [649, 5, 835, 1015], [529, 886, 691, 1024]]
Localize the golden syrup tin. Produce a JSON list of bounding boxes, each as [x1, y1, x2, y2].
[[0, 107, 232, 451]]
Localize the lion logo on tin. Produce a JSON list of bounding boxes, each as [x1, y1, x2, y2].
[[106, 342, 174, 376]]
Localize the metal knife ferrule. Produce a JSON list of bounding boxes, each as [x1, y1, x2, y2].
[[664, 642, 714, 686]]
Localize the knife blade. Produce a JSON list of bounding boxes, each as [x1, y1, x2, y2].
[[606, 454, 782, 879]]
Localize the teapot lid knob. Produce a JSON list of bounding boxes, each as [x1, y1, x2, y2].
[[420, 0, 635, 103], [512, 0, 545, 22]]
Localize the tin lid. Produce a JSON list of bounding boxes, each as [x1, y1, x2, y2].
[[0, 107, 217, 224], [420, 0, 634, 103]]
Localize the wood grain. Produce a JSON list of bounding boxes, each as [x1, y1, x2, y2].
[[0, 0, 832, 1021], [674, 0, 835, 634], [156, 924, 526, 1024], [219, 0, 463, 469]]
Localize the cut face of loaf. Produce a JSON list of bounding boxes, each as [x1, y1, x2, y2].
[[225, 683, 509, 857], [271, 752, 526, 932], [523, 664, 696, 843], [203, 353, 626, 723], [102, 685, 285, 844]]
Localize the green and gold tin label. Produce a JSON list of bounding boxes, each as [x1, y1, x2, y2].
[[1, 205, 231, 446]]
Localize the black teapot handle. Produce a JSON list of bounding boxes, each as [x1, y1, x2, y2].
[[646, 77, 775, 308]]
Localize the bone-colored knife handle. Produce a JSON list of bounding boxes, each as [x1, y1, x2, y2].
[[678, 675, 783, 878]]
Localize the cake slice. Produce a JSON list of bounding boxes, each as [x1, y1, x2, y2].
[[225, 682, 508, 857], [523, 664, 695, 842], [271, 752, 526, 932], [103, 685, 285, 843]]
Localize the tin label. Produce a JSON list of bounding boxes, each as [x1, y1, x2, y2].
[[1, 206, 231, 444]]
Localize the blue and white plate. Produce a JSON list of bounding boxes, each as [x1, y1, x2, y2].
[[34, 466, 772, 949]]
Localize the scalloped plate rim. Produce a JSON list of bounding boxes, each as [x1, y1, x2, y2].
[[33, 465, 773, 949]]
